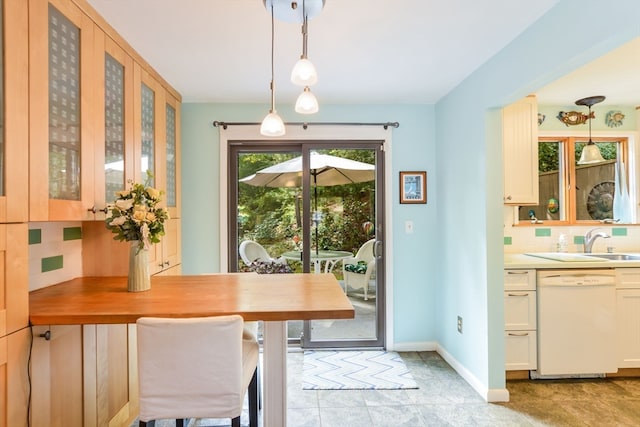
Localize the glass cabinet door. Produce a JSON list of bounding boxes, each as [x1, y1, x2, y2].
[[0, 0, 29, 223], [30, 0, 95, 221], [140, 82, 155, 186]]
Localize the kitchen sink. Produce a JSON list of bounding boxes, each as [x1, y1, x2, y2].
[[583, 254, 640, 261]]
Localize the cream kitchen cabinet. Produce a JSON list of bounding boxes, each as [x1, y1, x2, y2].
[[504, 269, 537, 370], [502, 95, 539, 205], [616, 268, 640, 368]]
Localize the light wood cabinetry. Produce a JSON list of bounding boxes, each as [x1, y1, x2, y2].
[[30, 325, 84, 427], [0, 0, 29, 223], [83, 324, 138, 427], [616, 268, 640, 368], [504, 269, 537, 370], [503, 95, 539, 205], [29, 0, 98, 221], [2, 328, 31, 427]]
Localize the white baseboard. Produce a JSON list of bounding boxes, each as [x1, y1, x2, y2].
[[388, 340, 510, 402], [436, 344, 510, 403], [388, 341, 437, 352]]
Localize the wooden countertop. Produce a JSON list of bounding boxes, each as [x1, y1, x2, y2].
[[29, 273, 355, 325]]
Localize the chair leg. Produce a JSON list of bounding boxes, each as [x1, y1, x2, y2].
[[231, 415, 241, 427], [139, 421, 155, 427], [249, 368, 259, 427], [176, 419, 185, 427]]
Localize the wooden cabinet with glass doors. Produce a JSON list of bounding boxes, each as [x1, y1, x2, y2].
[[29, 0, 98, 221], [133, 69, 182, 274]]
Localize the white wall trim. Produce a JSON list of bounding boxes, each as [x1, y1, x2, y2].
[[436, 343, 510, 403], [217, 124, 395, 348], [390, 341, 438, 352]]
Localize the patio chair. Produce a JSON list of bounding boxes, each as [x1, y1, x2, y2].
[[342, 239, 376, 300], [239, 240, 286, 266]]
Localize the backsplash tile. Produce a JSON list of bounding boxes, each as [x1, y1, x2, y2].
[[535, 228, 551, 237], [504, 236, 512, 245], [612, 228, 627, 236], [29, 222, 82, 292], [63, 226, 82, 241]]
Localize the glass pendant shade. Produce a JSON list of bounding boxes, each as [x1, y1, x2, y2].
[[260, 111, 286, 136], [578, 141, 605, 164], [295, 87, 319, 114], [291, 58, 318, 86]]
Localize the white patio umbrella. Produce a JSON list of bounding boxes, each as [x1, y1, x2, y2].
[[239, 151, 375, 188], [239, 151, 375, 253]]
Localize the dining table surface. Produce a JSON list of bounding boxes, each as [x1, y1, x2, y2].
[[29, 272, 355, 427]]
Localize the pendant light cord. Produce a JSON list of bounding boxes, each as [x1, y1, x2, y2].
[[270, 3, 276, 113], [301, 0, 308, 59]]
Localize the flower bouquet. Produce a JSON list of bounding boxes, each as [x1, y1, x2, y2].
[[105, 172, 169, 251], [105, 173, 169, 291]]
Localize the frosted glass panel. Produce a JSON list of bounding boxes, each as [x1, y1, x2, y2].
[[165, 104, 176, 207], [48, 5, 81, 200], [105, 53, 125, 202], [141, 83, 155, 186]]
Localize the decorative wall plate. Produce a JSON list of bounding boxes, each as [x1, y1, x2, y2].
[[587, 181, 615, 220], [557, 110, 594, 126], [605, 110, 625, 127]]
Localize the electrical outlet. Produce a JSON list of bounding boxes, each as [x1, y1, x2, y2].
[[457, 316, 463, 333], [405, 220, 414, 234]]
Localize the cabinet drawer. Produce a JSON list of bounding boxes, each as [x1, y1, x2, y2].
[[505, 330, 537, 370], [504, 291, 536, 330], [616, 268, 640, 289], [504, 269, 536, 291]]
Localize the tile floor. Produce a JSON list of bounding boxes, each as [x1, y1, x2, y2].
[[131, 351, 640, 427]]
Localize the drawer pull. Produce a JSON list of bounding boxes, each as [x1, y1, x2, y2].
[[506, 271, 529, 275], [507, 292, 529, 297], [508, 332, 529, 337]]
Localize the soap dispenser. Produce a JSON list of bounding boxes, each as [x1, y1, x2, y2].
[[556, 234, 568, 253]]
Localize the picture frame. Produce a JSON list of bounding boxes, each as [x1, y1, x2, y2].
[[399, 171, 427, 204]]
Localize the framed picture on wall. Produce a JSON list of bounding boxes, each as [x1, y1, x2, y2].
[[399, 171, 427, 204]]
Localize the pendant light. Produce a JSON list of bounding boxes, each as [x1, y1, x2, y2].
[[260, 2, 285, 137], [576, 95, 606, 164], [292, 0, 319, 114]]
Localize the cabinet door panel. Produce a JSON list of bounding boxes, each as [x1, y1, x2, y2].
[[503, 95, 538, 205], [29, 0, 96, 221], [30, 325, 83, 427], [505, 330, 537, 370], [617, 289, 640, 367], [0, 0, 29, 223], [0, 224, 28, 336]]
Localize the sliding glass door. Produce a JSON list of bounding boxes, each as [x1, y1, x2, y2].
[[229, 141, 385, 349]]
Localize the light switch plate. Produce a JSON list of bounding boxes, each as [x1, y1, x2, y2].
[[405, 220, 414, 234]]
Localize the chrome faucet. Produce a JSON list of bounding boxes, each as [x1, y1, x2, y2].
[[583, 228, 611, 253]]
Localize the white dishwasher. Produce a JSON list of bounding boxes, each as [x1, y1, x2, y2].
[[536, 269, 617, 377]]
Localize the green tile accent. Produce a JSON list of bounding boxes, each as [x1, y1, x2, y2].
[[42, 255, 63, 273], [612, 228, 627, 236], [574, 235, 584, 245], [504, 237, 512, 245], [63, 227, 82, 241], [535, 228, 551, 237], [29, 229, 42, 245]]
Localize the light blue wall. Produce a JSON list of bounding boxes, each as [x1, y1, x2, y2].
[[181, 0, 640, 396], [435, 0, 640, 391], [180, 103, 439, 342]]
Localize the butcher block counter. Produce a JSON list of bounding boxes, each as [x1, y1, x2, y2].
[[29, 273, 354, 325]]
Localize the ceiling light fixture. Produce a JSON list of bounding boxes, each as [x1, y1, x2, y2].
[[260, 2, 285, 137], [576, 95, 606, 164], [292, 0, 320, 114]]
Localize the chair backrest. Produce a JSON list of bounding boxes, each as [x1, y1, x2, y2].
[[355, 239, 376, 261], [136, 315, 246, 421], [239, 240, 273, 265]]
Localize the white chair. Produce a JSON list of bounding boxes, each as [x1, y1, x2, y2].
[[136, 315, 259, 427], [239, 240, 285, 266], [342, 239, 376, 300]]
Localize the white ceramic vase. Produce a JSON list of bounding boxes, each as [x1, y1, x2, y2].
[[128, 241, 150, 292]]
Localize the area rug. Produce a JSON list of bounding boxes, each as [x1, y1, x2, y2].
[[302, 350, 418, 390]]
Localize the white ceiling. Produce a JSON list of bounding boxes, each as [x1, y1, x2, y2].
[[85, 0, 638, 108]]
